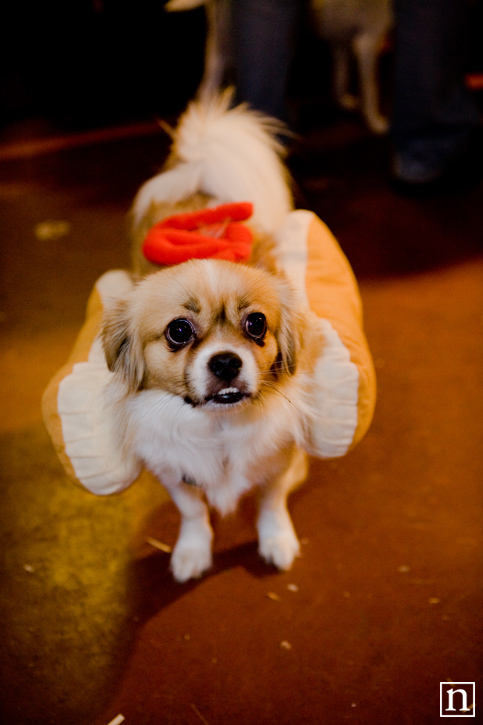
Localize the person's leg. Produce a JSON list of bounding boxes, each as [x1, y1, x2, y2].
[[392, 0, 480, 184], [232, 0, 302, 122]]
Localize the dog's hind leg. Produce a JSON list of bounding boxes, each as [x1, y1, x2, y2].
[[332, 43, 360, 112], [198, 0, 233, 99], [257, 447, 308, 571], [352, 31, 389, 134]]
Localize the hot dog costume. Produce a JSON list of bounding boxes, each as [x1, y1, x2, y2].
[[42, 208, 376, 496]]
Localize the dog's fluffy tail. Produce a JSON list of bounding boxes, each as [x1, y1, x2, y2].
[[132, 91, 294, 235]]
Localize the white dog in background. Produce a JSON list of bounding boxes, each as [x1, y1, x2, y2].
[[166, 0, 392, 134], [310, 0, 392, 134], [102, 93, 321, 583]]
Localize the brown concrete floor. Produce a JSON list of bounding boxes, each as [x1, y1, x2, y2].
[[0, 110, 482, 725]]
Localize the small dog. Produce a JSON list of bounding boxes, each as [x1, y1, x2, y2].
[[166, 0, 392, 134], [102, 94, 321, 582]]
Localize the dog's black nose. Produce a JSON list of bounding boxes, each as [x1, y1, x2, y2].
[[208, 352, 243, 382]]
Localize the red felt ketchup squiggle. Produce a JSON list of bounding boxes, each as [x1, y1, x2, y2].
[[142, 202, 254, 265]]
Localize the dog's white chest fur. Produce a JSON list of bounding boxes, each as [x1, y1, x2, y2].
[[122, 388, 298, 515]]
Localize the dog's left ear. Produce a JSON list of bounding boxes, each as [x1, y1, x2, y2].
[[275, 282, 306, 377], [102, 297, 146, 391]]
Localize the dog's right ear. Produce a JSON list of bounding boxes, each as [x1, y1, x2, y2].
[[102, 298, 146, 391]]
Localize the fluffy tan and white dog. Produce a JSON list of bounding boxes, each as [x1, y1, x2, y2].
[[101, 94, 321, 583]]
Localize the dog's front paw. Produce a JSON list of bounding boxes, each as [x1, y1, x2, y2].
[[258, 507, 301, 571], [366, 113, 389, 135], [259, 529, 301, 571], [170, 519, 213, 583], [170, 539, 212, 583], [258, 508, 301, 571], [339, 93, 360, 111]]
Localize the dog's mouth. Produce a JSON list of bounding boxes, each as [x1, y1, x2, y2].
[[206, 387, 249, 405], [184, 387, 251, 408]]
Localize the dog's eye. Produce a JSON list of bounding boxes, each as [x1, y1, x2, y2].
[[165, 318, 196, 348], [244, 312, 267, 341]]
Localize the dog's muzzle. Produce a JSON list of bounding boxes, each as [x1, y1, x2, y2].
[[206, 352, 248, 405]]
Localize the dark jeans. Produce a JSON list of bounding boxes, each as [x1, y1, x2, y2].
[[391, 0, 480, 182], [232, 0, 302, 122]]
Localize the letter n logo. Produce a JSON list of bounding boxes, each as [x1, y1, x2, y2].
[[440, 682, 476, 717]]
